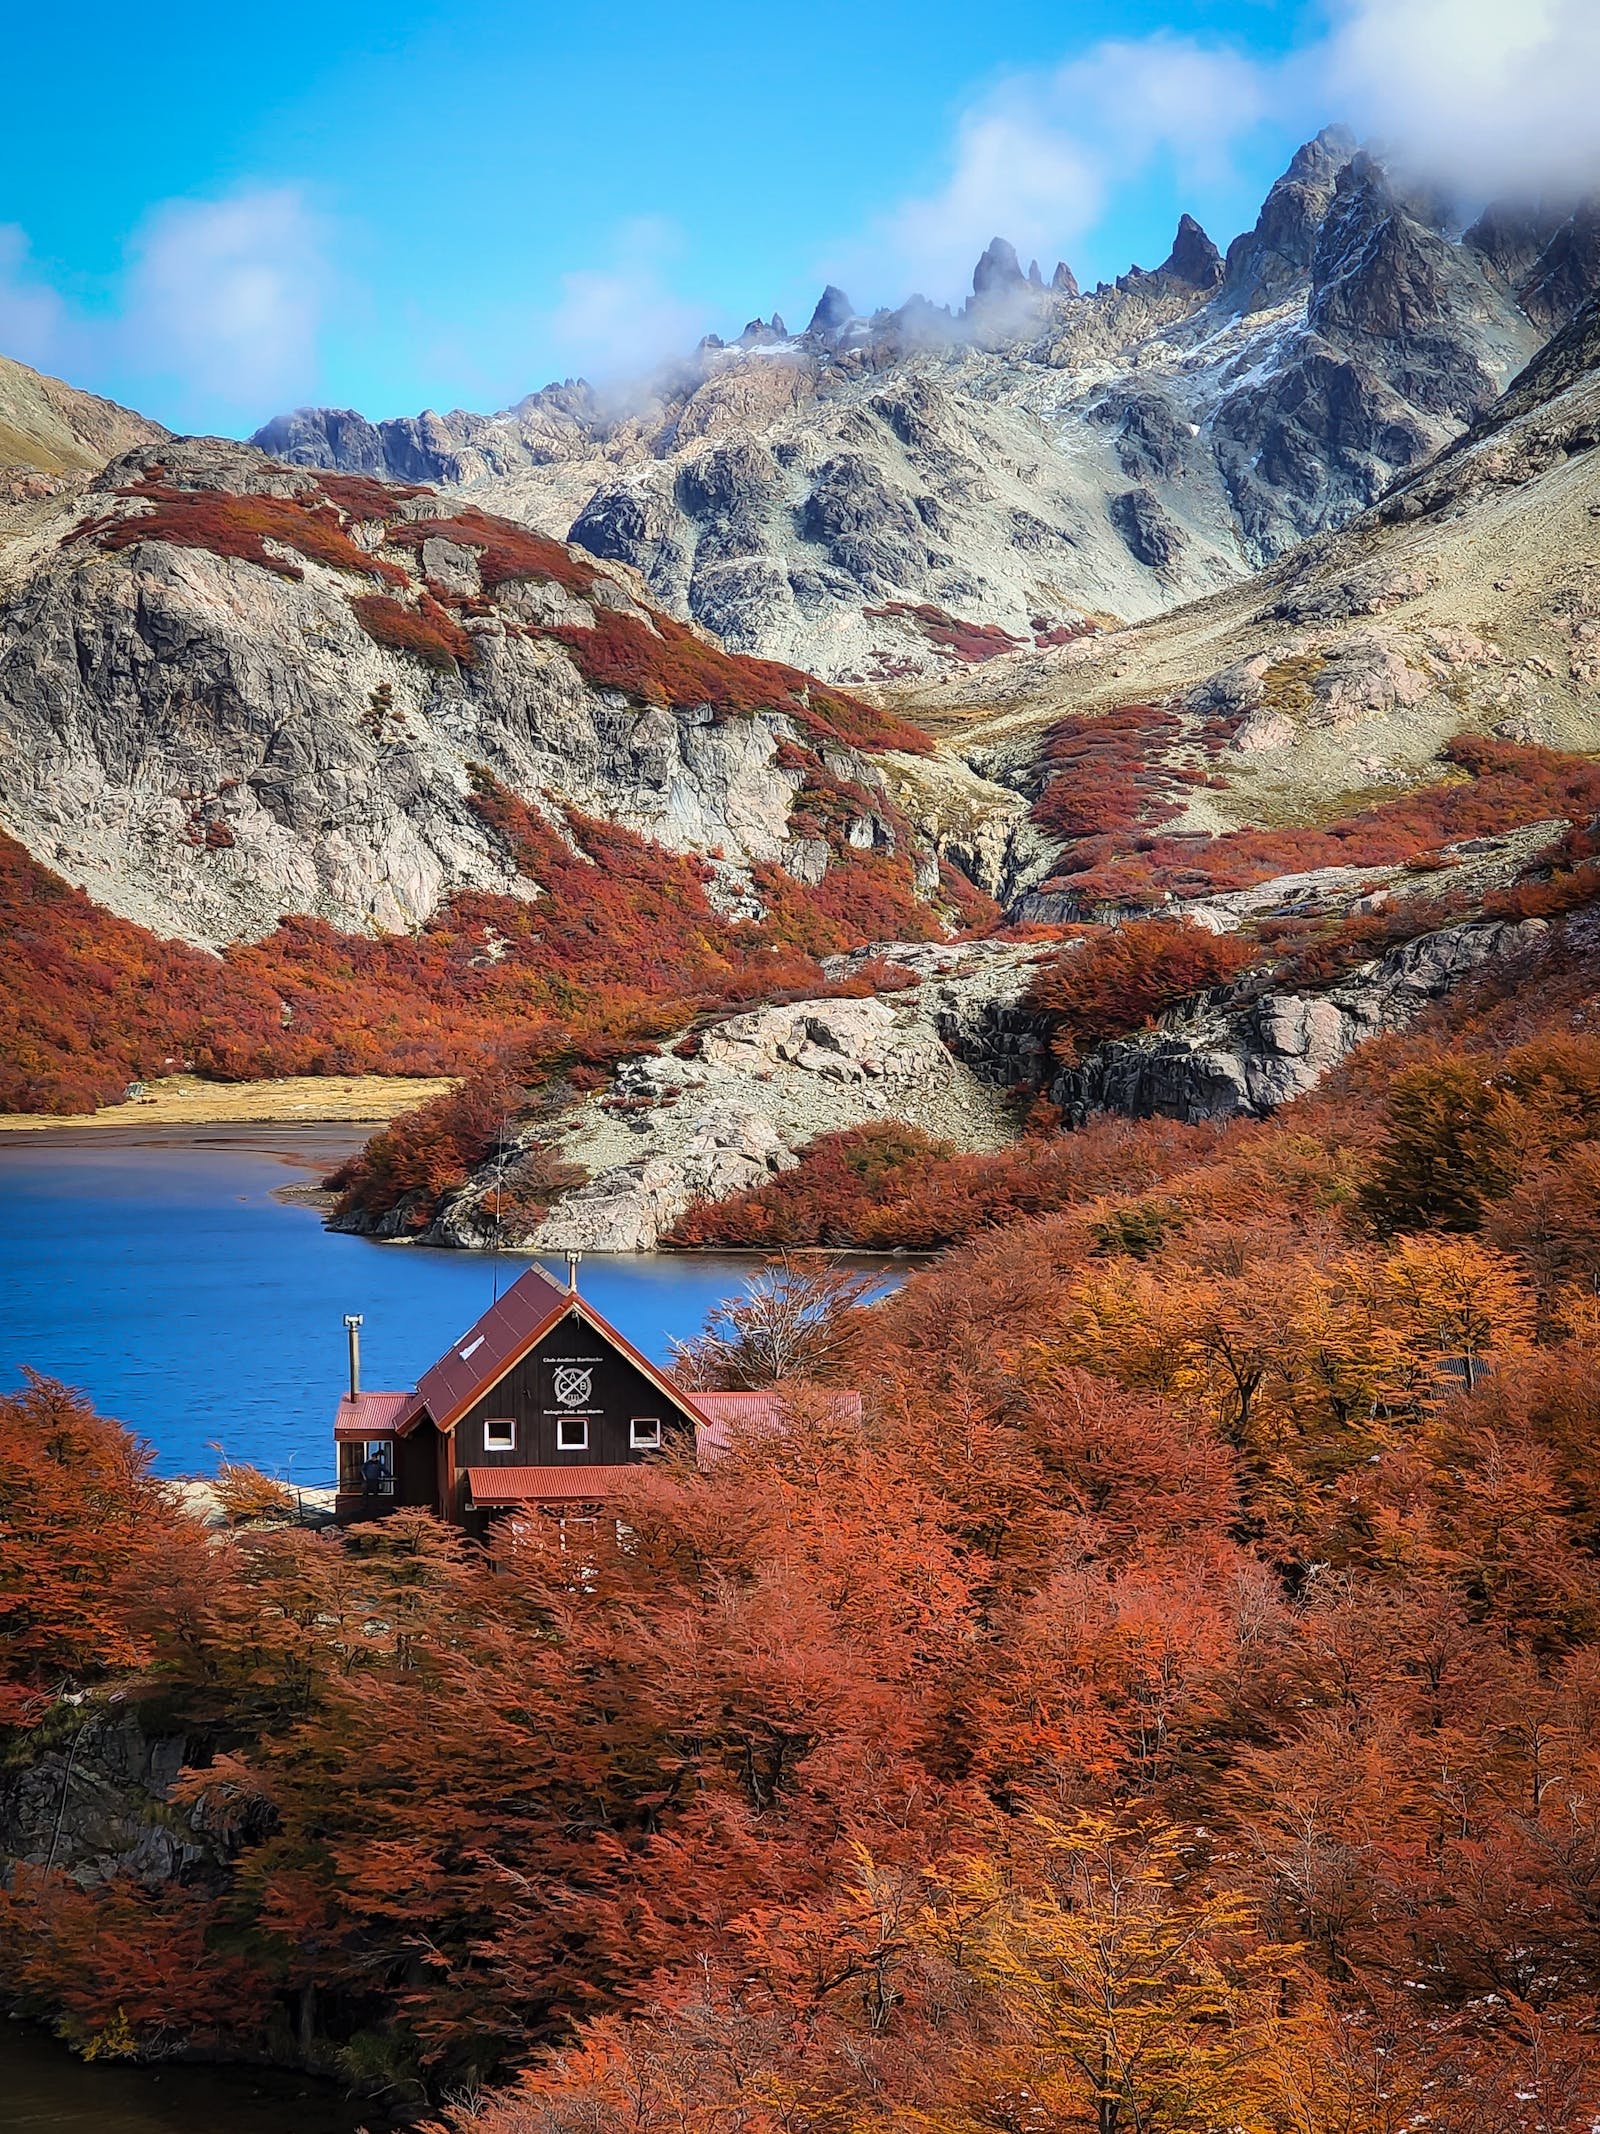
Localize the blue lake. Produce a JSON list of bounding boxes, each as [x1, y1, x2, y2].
[[0, 1126, 784, 1483]]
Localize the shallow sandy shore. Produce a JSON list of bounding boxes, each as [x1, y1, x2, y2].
[[0, 1072, 456, 1133]]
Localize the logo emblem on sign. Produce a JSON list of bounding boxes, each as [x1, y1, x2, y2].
[[553, 1366, 593, 1409]]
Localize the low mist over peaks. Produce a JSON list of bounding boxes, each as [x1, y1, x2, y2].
[[246, 127, 1600, 684]]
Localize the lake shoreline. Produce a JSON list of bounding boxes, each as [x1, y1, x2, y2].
[[1, 1130, 885, 1480], [0, 2014, 388, 2133], [0, 1073, 454, 1134]]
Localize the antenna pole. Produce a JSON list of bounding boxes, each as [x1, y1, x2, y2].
[[567, 1251, 582, 1294]]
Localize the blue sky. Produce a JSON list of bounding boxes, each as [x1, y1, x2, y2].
[[1, 1, 1595, 434]]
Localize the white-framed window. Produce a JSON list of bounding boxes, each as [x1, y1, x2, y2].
[[484, 1416, 516, 1452], [556, 1415, 589, 1451], [630, 1416, 662, 1449]]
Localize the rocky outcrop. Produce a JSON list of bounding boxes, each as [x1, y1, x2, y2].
[[370, 904, 1552, 1250], [254, 133, 1594, 682], [0, 1704, 238, 1892], [1052, 918, 1547, 1124], [389, 940, 1049, 1252]]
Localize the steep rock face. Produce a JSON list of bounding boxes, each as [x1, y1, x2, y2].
[[1518, 206, 1600, 334], [1052, 919, 1547, 1124], [0, 1706, 233, 1892], [254, 132, 1589, 679], [0, 440, 1019, 946]]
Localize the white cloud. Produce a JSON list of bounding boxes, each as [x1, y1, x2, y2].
[[844, 35, 1278, 304], [0, 188, 333, 429], [884, 105, 1105, 299], [835, 0, 1600, 315], [120, 189, 330, 418], [0, 226, 73, 374], [542, 217, 704, 385], [1325, 0, 1600, 200]]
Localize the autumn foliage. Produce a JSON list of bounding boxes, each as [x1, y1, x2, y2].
[[0, 753, 978, 1124], [0, 1378, 210, 1729], [71, 475, 409, 587], [349, 589, 477, 667], [17, 458, 1600, 2121], [1036, 730, 1600, 909], [544, 605, 933, 754], [1027, 916, 1257, 1062], [11, 922, 1600, 2119]]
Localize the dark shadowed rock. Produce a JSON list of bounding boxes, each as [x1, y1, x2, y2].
[[1309, 154, 1501, 422], [1213, 342, 1432, 558], [1051, 259, 1080, 295], [1053, 919, 1547, 1125], [1159, 213, 1223, 291], [972, 237, 1028, 301], [1222, 125, 1358, 311], [251, 405, 388, 473], [1465, 199, 1567, 288], [1520, 205, 1600, 333], [1107, 486, 1187, 569], [806, 285, 857, 337], [1088, 388, 1199, 483]]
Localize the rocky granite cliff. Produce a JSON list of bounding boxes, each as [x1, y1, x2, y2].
[[0, 439, 1024, 947], [255, 133, 1600, 681], [323, 276, 1600, 1249]]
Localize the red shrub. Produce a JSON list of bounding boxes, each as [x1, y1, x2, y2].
[[1, 776, 985, 1126], [315, 473, 429, 520], [324, 1068, 524, 1228], [546, 607, 932, 755], [1030, 704, 1186, 857], [671, 1113, 1221, 1250], [74, 482, 409, 587], [351, 592, 477, 668], [1042, 735, 1600, 908], [383, 506, 602, 595], [864, 600, 1022, 664], [1027, 919, 1257, 1062]]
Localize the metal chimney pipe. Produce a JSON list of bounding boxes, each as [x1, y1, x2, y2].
[[566, 1251, 582, 1293], [343, 1313, 363, 1401]]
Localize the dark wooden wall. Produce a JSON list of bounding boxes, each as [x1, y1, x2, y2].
[[456, 1320, 696, 1468]]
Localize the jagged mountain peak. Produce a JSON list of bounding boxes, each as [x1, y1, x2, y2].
[[1221, 124, 1359, 312], [972, 236, 1028, 301], [248, 127, 1600, 684], [806, 284, 856, 337], [1159, 213, 1223, 291]]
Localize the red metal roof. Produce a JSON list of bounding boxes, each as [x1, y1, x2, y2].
[[689, 1386, 863, 1457], [411, 1265, 572, 1430], [465, 1465, 634, 1505], [333, 1389, 419, 1440]]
